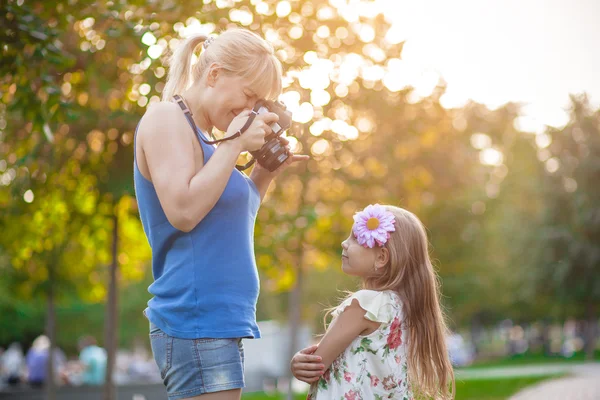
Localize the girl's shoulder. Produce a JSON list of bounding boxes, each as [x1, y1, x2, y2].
[[334, 289, 402, 324]]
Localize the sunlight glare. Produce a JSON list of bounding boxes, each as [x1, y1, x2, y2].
[[309, 118, 332, 136], [480, 148, 504, 166], [141, 32, 157, 46], [546, 158, 560, 173], [535, 133, 552, 149], [357, 24, 375, 43], [294, 102, 314, 123], [147, 44, 164, 59], [311, 89, 331, 107], [24, 190, 34, 203], [280, 91, 301, 113], [471, 133, 492, 150], [276, 1, 292, 17], [311, 138, 330, 155], [304, 51, 318, 64], [179, 19, 214, 38], [316, 5, 335, 20], [384, 24, 407, 45]]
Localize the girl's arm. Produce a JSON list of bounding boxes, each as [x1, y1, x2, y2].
[[290, 345, 323, 384], [313, 299, 378, 371]]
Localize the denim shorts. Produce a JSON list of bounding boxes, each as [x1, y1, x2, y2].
[[149, 322, 245, 400]]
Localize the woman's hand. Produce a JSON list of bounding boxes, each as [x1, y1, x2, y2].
[[251, 135, 310, 178], [290, 345, 324, 384], [249, 138, 310, 200], [225, 110, 279, 152]]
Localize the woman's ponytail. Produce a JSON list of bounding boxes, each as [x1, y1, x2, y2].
[[161, 34, 207, 101]]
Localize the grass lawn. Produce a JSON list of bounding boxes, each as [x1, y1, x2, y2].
[[463, 349, 600, 369], [453, 375, 557, 400], [242, 374, 559, 400]]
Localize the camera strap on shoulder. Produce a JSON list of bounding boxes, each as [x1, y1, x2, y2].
[[173, 95, 259, 145], [173, 94, 257, 171]]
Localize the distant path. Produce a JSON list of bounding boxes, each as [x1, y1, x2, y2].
[[507, 363, 600, 400]]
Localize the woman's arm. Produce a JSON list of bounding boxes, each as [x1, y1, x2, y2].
[[139, 102, 244, 232], [250, 153, 310, 202], [313, 299, 374, 371]]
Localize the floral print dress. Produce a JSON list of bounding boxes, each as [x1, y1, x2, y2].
[[307, 290, 412, 400]]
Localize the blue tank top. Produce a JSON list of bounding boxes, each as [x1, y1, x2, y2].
[[134, 115, 262, 339]]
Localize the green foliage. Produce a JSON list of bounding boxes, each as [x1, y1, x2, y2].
[[0, 275, 153, 352], [533, 96, 600, 312], [0, 0, 150, 301]]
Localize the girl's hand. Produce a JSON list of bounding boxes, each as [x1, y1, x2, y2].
[[290, 345, 324, 384], [225, 110, 279, 152]]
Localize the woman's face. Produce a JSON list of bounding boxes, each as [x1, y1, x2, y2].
[[206, 68, 260, 132]]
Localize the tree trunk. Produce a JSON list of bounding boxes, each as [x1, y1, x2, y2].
[[286, 260, 304, 400], [286, 132, 309, 400], [469, 314, 482, 355], [584, 301, 597, 361], [541, 318, 551, 356], [45, 264, 56, 400], [103, 212, 119, 400]]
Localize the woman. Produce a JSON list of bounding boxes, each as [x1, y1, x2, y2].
[[134, 28, 308, 400]]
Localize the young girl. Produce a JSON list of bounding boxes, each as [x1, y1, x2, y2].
[[291, 204, 455, 400]]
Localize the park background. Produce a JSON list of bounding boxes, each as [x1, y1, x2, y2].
[[1, 0, 599, 399]]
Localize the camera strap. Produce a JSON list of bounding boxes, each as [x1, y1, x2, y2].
[[173, 95, 257, 171], [173, 95, 259, 145]]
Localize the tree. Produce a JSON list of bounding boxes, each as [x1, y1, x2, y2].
[[1, 2, 150, 399], [535, 95, 600, 359]]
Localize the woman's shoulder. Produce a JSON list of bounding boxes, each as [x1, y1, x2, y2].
[[138, 101, 188, 137], [148, 100, 181, 113], [142, 101, 182, 123]]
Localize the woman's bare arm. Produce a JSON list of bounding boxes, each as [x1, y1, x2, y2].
[[138, 102, 243, 232]]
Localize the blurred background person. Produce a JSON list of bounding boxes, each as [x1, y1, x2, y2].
[[77, 335, 107, 386], [0, 343, 25, 386], [25, 335, 67, 388], [61, 335, 107, 386]]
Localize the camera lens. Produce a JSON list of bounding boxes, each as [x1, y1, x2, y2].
[[244, 100, 292, 171], [253, 138, 289, 171]]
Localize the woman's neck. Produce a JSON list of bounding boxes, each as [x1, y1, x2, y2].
[[181, 86, 212, 133]]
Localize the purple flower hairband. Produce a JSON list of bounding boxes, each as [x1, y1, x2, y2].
[[352, 204, 396, 248]]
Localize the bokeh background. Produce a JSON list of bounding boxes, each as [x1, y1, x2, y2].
[[1, 0, 599, 399]]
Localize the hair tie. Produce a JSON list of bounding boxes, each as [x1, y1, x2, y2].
[[352, 204, 396, 248], [203, 36, 215, 49]]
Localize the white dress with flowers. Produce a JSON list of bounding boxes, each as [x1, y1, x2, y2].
[[307, 290, 412, 400]]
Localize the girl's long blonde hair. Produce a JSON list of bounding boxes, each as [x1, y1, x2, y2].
[[331, 205, 455, 399], [161, 28, 282, 101]]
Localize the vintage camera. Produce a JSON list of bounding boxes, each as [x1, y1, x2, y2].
[[246, 100, 293, 172]]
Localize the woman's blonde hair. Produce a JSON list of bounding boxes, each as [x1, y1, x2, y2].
[[161, 28, 283, 101], [328, 205, 455, 399]]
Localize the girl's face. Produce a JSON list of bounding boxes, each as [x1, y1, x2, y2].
[[341, 231, 381, 278], [206, 68, 260, 132]]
